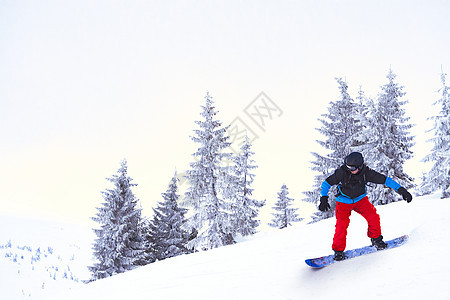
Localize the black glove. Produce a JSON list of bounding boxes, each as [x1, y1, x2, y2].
[[398, 187, 412, 203], [319, 196, 331, 212]]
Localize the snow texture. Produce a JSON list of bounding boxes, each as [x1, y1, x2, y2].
[[0, 215, 94, 299]]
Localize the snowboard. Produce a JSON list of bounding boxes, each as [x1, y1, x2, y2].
[[305, 235, 409, 268]]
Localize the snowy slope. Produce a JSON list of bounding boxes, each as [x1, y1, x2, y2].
[[0, 215, 94, 299], [36, 194, 449, 300]]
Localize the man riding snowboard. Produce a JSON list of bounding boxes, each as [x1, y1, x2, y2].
[[319, 152, 412, 261]]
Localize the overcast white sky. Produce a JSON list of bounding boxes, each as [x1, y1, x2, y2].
[[1, 0, 449, 225]]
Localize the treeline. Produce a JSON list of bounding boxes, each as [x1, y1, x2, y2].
[[88, 93, 302, 281]]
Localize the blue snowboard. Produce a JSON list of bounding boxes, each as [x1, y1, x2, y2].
[[305, 235, 408, 268]]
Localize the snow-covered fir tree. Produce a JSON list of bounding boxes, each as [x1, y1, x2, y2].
[[137, 218, 157, 266], [304, 78, 362, 221], [228, 135, 265, 236], [421, 68, 450, 198], [361, 69, 415, 205], [353, 86, 372, 147], [183, 92, 234, 251], [89, 160, 145, 280], [147, 172, 192, 261], [269, 184, 302, 229]]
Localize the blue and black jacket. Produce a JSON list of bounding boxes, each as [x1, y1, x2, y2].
[[321, 164, 401, 204]]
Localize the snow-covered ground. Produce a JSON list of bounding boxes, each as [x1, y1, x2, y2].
[[2, 193, 449, 299], [0, 215, 94, 299]]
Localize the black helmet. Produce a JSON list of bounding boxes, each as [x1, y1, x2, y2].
[[345, 152, 364, 171]]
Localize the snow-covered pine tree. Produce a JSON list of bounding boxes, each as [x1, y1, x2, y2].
[[136, 218, 156, 266], [89, 160, 145, 280], [183, 92, 234, 251], [228, 135, 265, 236], [421, 68, 450, 198], [353, 86, 372, 148], [362, 68, 415, 205], [147, 172, 192, 261], [304, 78, 362, 221], [269, 184, 302, 229], [352, 88, 380, 166]]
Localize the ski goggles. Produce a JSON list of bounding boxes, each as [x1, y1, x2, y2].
[[346, 164, 361, 171]]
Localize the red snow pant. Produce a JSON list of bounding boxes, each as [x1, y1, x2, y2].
[[332, 196, 382, 252]]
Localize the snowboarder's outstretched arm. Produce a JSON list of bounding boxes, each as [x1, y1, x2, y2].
[[365, 168, 413, 203]]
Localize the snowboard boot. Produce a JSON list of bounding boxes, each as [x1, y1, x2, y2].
[[371, 235, 387, 250], [333, 250, 346, 261]]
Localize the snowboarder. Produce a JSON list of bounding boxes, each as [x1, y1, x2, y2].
[[319, 152, 412, 261]]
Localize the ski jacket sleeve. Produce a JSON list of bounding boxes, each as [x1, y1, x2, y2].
[[365, 167, 401, 191], [320, 180, 332, 197], [320, 168, 343, 197], [385, 177, 402, 191], [364, 168, 387, 184]]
